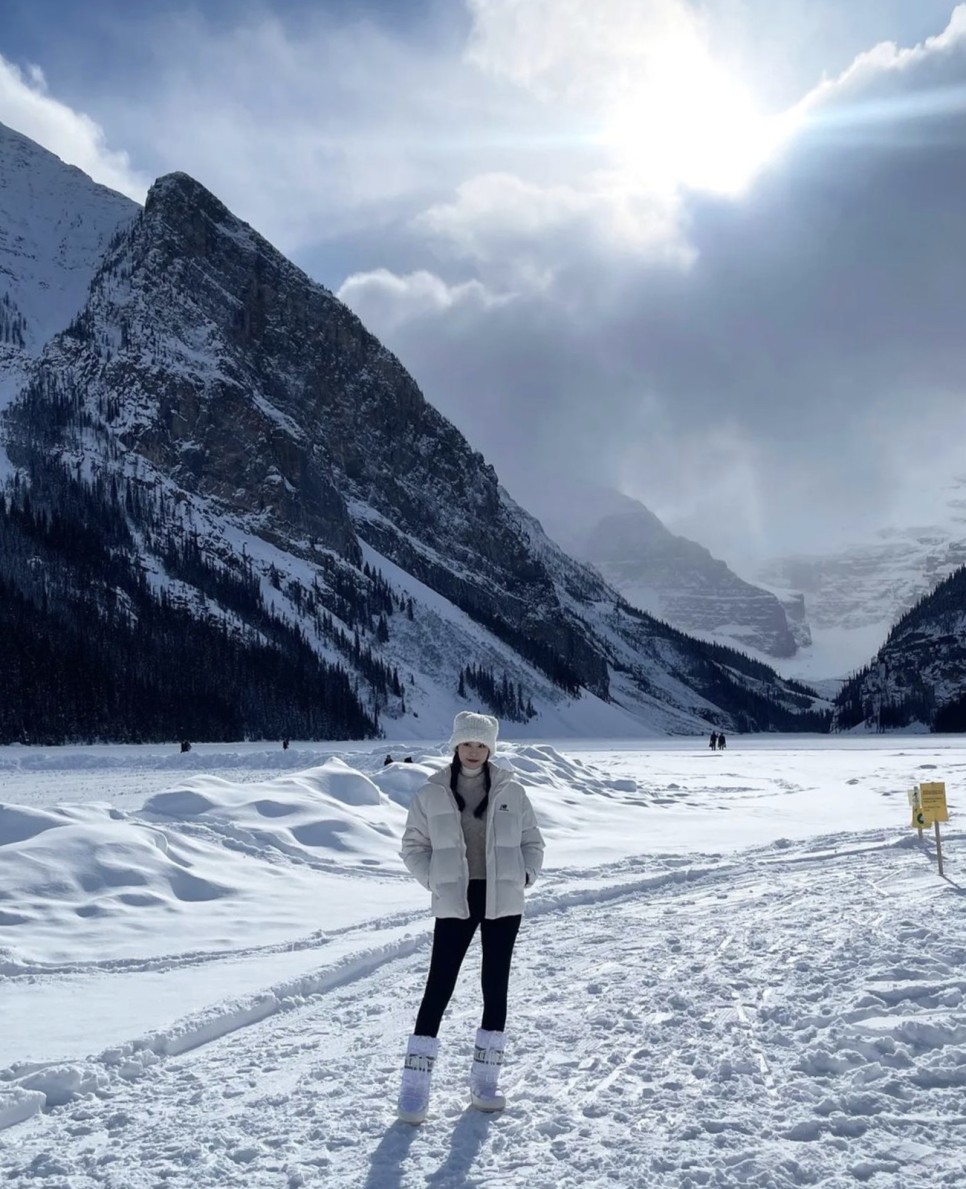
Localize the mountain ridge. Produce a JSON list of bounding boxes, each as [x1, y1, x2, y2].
[[514, 479, 808, 660]]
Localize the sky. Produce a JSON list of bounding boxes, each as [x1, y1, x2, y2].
[[2, 1, 966, 567]]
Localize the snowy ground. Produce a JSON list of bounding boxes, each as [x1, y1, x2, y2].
[[1, 735, 964, 1187]]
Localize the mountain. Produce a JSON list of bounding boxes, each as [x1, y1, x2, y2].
[[757, 490, 966, 678], [832, 564, 966, 732], [0, 123, 828, 742], [0, 123, 137, 411], [517, 481, 806, 659]]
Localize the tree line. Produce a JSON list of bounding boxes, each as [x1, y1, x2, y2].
[[0, 457, 378, 743]]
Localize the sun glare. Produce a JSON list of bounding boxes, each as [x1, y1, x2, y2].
[[600, 41, 799, 197]]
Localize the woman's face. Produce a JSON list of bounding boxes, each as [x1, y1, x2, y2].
[[457, 741, 489, 768]]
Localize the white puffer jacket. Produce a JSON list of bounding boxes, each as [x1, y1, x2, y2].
[[401, 764, 545, 919]]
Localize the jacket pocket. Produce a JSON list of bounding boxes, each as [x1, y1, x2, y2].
[[493, 805, 522, 845]]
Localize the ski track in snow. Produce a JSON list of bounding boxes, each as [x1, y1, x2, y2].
[[3, 832, 966, 1188]]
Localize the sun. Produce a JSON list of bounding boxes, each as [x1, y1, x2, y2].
[[599, 40, 799, 198]]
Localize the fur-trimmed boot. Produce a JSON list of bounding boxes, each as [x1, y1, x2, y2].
[[397, 1034, 439, 1124], [470, 1028, 507, 1111]]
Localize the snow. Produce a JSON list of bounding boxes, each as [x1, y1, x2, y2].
[[0, 736, 964, 1186], [355, 538, 658, 739], [0, 121, 137, 357], [770, 622, 892, 686]]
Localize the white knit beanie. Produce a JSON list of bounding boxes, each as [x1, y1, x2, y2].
[[446, 711, 499, 755]]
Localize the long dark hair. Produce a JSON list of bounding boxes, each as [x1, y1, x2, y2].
[[450, 752, 491, 818]]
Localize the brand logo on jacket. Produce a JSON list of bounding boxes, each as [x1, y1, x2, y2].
[[498, 804, 509, 811]]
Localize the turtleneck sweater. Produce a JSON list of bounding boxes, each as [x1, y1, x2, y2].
[[457, 766, 488, 879]]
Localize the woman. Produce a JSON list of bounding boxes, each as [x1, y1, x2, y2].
[[397, 711, 545, 1123]]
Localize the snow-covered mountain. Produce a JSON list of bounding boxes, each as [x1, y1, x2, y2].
[[757, 489, 966, 681], [0, 124, 827, 742], [833, 562, 966, 732], [520, 481, 806, 660], [0, 122, 137, 410]]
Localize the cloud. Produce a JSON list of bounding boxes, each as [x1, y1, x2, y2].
[[70, 5, 696, 301], [339, 5, 966, 562], [415, 171, 690, 266], [0, 53, 147, 200], [31, 3, 715, 263], [76, 9, 571, 262], [338, 268, 508, 331], [797, 4, 966, 121], [465, 0, 706, 109]]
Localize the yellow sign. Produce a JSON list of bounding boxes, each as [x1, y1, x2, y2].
[[918, 782, 949, 824]]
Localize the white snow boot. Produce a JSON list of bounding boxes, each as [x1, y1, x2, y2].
[[397, 1034, 438, 1124], [470, 1028, 507, 1111]]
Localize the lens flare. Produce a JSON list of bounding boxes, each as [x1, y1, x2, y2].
[[599, 43, 800, 197]]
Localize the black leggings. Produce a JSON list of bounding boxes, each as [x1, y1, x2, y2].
[[414, 881, 522, 1037]]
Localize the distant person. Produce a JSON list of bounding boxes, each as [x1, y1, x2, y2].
[[718, 732, 727, 750], [180, 740, 191, 753], [709, 731, 718, 750], [383, 754, 394, 766], [282, 738, 290, 751], [403, 756, 413, 763], [396, 711, 544, 1124]]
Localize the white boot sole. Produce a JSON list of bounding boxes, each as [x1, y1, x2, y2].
[[397, 1107, 427, 1125], [470, 1092, 506, 1112]]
